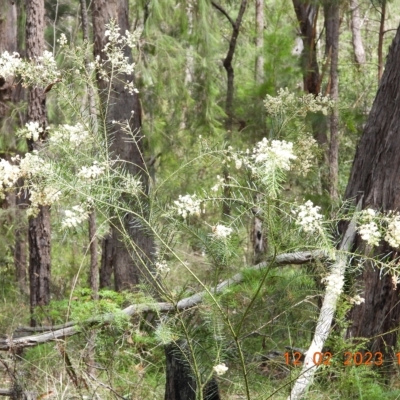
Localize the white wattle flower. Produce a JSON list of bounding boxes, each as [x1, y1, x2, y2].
[[24, 121, 43, 141], [385, 214, 400, 248], [173, 194, 202, 219], [155, 260, 170, 273], [61, 205, 89, 229], [0, 51, 22, 78], [19, 151, 51, 178], [322, 271, 344, 296], [294, 200, 323, 233], [349, 295, 365, 305], [212, 224, 233, 239], [358, 221, 381, 246], [252, 138, 297, 173], [77, 162, 105, 180], [213, 363, 228, 376], [50, 123, 91, 147]]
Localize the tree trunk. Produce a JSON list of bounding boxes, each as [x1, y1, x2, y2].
[[100, 232, 113, 289], [164, 343, 221, 400], [345, 24, 400, 361], [26, 0, 51, 327], [91, 0, 155, 291], [212, 0, 248, 217], [292, 0, 320, 95], [0, 1, 28, 296], [350, 0, 366, 66], [325, 0, 340, 201]]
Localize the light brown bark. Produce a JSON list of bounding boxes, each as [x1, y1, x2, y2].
[[350, 0, 366, 66]]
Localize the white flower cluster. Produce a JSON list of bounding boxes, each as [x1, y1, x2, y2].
[[62, 205, 89, 229], [358, 209, 381, 246], [19, 152, 51, 178], [0, 51, 22, 79], [349, 295, 365, 305], [293, 134, 318, 176], [174, 194, 202, 219], [264, 88, 334, 117], [0, 158, 21, 198], [211, 175, 225, 192], [50, 123, 92, 148], [57, 33, 68, 47], [213, 363, 228, 376], [385, 214, 400, 249], [22, 121, 44, 142], [77, 162, 105, 180], [212, 224, 233, 239], [123, 175, 142, 196], [155, 260, 170, 274], [252, 138, 297, 174], [21, 50, 60, 88], [96, 21, 139, 93], [322, 271, 344, 297], [294, 200, 323, 233], [30, 186, 61, 208]]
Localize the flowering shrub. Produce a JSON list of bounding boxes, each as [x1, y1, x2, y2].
[[294, 200, 323, 233]]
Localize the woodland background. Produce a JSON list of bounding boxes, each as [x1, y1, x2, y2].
[[1, 0, 400, 399]]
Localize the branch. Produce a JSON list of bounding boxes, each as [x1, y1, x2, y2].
[[288, 198, 363, 400], [211, 1, 235, 29], [0, 250, 326, 351]]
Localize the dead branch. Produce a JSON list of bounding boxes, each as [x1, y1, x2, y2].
[[0, 250, 327, 351]]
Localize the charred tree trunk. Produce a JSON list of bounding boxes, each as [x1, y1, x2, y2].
[[26, 0, 51, 327], [164, 343, 221, 400], [345, 24, 400, 361], [99, 232, 113, 288], [91, 0, 155, 291]]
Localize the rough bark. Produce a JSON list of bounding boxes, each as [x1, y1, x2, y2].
[[0, 2, 28, 296], [292, 0, 320, 95], [26, 0, 51, 327], [91, 0, 155, 291], [345, 24, 400, 360], [99, 232, 113, 288], [350, 0, 366, 66], [325, 0, 340, 201]]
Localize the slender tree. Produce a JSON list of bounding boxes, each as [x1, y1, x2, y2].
[[325, 0, 340, 201], [92, 0, 155, 291], [26, 0, 51, 327], [350, 0, 366, 66], [0, 0, 28, 296]]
